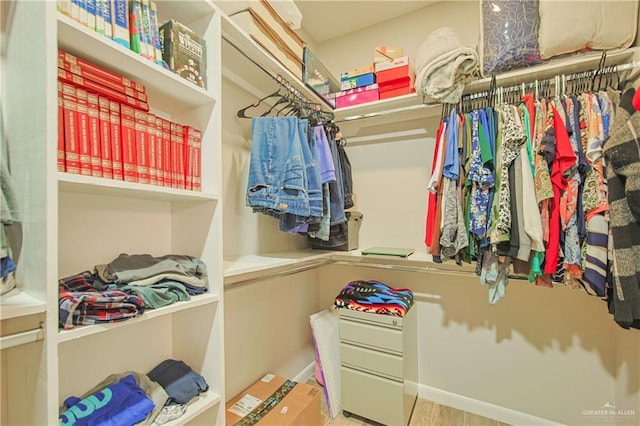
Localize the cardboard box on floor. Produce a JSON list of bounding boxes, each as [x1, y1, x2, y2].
[[226, 374, 322, 425]]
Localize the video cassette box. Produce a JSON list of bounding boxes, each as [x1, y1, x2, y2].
[[159, 19, 207, 89]]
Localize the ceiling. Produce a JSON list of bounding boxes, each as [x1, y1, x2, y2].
[[294, 1, 440, 43]]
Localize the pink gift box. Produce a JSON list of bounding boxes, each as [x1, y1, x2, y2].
[[335, 84, 379, 108]]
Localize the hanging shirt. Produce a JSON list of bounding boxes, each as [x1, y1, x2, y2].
[[582, 94, 609, 221], [443, 109, 460, 180], [439, 175, 469, 262], [468, 110, 494, 238], [558, 97, 582, 280], [545, 104, 576, 275], [491, 104, 526, 245], [426, 120, 446, 249]]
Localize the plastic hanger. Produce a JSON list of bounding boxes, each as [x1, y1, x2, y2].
[[237, 88, 283, 118]]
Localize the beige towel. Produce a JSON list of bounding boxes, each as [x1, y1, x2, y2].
[[413, 27, 479, 103]]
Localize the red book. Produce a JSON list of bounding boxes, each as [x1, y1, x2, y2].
[[59, 57, 148, 102], [192, 128, 202, 192], [120, 105, 138, 182], [147, 113, 158, 186], [86, 92, 103, 178], [98, 96, 114, 179], [74, 87, 92, 176], [169, 122, 179, 188], [161, 118, 172, 187], [178, 125, 186, 190], [134, 109, 150, 184], [153, 115, 164, 187], [183, 126, 193, 190], [57, 68, 150, 112], [183, 126, 202, 191], [57, 81, 66, 172], [171, 123, 186, 189], [59, 51, 146, 92], [109, 100, 124, 180], [60, 83, 80, 174]]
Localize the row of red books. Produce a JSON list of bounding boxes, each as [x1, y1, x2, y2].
[[58, 81, 201, 191], [56, 51, 201, 191], [58, 50, 149, 110]]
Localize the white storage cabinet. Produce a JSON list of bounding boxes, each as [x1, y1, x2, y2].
[[339, 306, 418, 426]]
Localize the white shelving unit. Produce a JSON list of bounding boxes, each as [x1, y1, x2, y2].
[[1, 1, 225, 424]]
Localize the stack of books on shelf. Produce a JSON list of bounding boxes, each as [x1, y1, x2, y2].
[[57, 0, 161, 65], [57, 0, 207, 89], [57, 50, 202, 191]]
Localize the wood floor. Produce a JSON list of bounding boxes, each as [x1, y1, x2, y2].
[[307, 378, 510, 426], [323, 398, 510, 426]]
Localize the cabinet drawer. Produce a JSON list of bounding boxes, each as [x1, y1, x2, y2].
[[341, 366, 405, 426], [340, 319, 403, 354], [341, 343, 403, 380], [339, 309, 404, 328]]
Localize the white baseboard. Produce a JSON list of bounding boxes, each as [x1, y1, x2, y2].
[[292, 361, 316, 384], [293, 365, 563, 425], [418, 384, 564, 426]]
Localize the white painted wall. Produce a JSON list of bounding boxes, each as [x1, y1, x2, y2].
[[313, 0, 480, 80], [220, 1, 640, 423], [224, 269, 319, 400], [317, 264, 640, 426]]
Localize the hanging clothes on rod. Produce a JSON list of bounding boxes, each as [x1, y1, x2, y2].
[[425, 64, 635, 317], [240, 75, 355, 249]]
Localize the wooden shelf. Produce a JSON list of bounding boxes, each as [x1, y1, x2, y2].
[[223, 251, 332, 287], [163, 391, 221, 426], [57, 293, 219, 343], [58, 173, 219, 202], [0, 289, 47, 321], [333, 47, 640, 137], [222, 249, 482, 288], [57, 13, 217, 117]]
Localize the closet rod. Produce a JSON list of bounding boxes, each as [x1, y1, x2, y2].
[[331, 259, 534, 283], [461, 59, 640, 101], [222, 35, 334, 111], [224, 258, 332, 290], [0, 326, 44, 351]]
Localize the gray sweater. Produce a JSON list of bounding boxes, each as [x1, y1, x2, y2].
[[602, 87, 640, 329]]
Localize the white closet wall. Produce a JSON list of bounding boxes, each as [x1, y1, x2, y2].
[[310, 1, 640, 424], [223, 1, 640, 424], [217, 1, 640, 424], [315, 1, 480, 80]]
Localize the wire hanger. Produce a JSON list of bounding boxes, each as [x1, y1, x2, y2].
[[237, 88, 283, 118]]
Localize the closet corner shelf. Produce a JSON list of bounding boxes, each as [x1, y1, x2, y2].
[[334, 93, 439, 122], [330, 250, 478, 275], [223, 249, 483, 288], [57, 292, 219, 343], [223, 250, 332, 286], [58, 173, 220, 202], [57, 13, 217, 114], [333, 47, 640, 124], [0, 289, 47, 321], [163, 391, 221, 426]]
